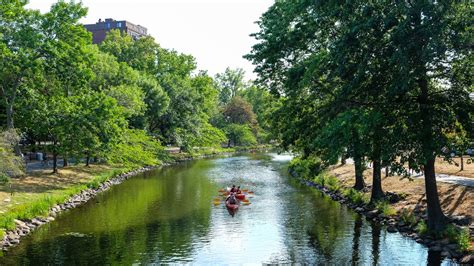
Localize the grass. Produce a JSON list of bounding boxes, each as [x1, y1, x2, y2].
[[313, 173, 342, 192], [439, 224, 471, 252], [0, 164, 131, 234]]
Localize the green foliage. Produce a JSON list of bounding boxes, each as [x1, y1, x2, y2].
[[457, 228, 471, 253], [214, 67, 246, 105], [437, 225, 471, 252], [247, 0, 473, 230], [108, 129, 164, 167], [313, 173, 341, 192], [289, 155, 324, 179], [224, 124, 257, 147], [399, 209, 418, 227], [342, 189, 369, 205], [374, 201, 397, 217], [417, 220, 429, 236], [0, 130, 24, 177]]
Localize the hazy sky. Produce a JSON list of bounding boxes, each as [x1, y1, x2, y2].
[[26, 0, 274, 80]]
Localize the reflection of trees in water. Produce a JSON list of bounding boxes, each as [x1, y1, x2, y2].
[[1, 161, 216, 264], [371, 222, 381, 266], [280, 186, 351, 263], [351, 214, 363, 264]]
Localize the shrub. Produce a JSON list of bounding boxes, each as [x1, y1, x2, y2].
[[375, 201, 397, 217], [0, 173, 10, 185], [289, 155, 324, 179], [399, 209, 418, 227], [343, 188, 369, 205], [457, 228, 471, 252], [417, 220, 429, 236], [440, 225, 471, 252]]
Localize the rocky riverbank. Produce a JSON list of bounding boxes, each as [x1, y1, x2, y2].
[[294, 175, 474, 264], [0, 166, 157, 251]]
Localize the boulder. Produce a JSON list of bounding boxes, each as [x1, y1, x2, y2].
[[429, 245, 442, 252], [460, 254, 474, 264], [366, 209, 379, 219], [450, 215, 471, 226], [387, 226, 397, 233]]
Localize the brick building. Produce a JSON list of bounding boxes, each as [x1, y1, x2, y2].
[[84, 18, 147, 44]]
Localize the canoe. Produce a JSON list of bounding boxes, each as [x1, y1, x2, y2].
[[225, 201, 239, 211]]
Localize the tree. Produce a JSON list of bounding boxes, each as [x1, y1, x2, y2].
[[222, 96, 257, 126], [214, 67, 246, 105], [247, 0, 473, 230], [0, 129, 24, 179]]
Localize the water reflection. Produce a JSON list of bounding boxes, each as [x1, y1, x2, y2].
[[0, 153, 450, 265]]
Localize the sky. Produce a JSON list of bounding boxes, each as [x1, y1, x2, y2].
[[26, 0, 274, 80]]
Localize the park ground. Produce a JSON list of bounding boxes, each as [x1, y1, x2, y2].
[[329, 157, 474, 250]]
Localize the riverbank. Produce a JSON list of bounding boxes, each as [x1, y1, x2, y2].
[[0, 145, 273, 252], [291, 164, 474, 264]]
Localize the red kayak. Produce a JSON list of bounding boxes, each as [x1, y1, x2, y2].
[[235, 193, 245, 200], [225, 201, 239, 211]]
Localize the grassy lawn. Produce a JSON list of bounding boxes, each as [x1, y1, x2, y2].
[[0, 164, 129, 236]]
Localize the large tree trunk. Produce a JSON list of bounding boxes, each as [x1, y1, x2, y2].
[[423, 158, 447, 231], [353, 154, 365, 191], [460, 154, 464, 171], [370, 158, 384, 203], [86, 153, 90, 167], [52, 152, 58, 174], [352, 130, 365, 190], [6, 100, 22, 156], [63, 156, 68, 167]]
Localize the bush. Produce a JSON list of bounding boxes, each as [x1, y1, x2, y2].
[[417, 220, 429, 236], [225, 124, 257, 147], [399, 209, 418, 227], [375, 201, 397, 217], [440, 225, 471, 252], [343, 188, 369, 205], [0, 173, 10, 185], [289, 155, 324, 179]]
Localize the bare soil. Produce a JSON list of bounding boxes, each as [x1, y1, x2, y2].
[[329, 163, 474, 223]]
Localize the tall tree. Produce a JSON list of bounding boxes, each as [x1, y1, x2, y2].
[[214, 67, 246, 105]]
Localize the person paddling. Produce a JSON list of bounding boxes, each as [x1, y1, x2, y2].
[[230, 185, 237, 193]]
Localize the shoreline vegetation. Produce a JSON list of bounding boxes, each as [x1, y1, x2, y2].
[[288, 156, 474, 264], [0, 145, 272, 253]]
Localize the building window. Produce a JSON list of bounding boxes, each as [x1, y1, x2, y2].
[[107, 23, 110, 29], [117, 22, 122, 28]]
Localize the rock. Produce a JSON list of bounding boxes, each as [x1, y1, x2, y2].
[[366, 210, 379, 219], [460, 254, 474, 264], [9, 239, 19, 244], [46, 217, 55, 222], [3, 198, 11, 202], [397, 221, 406, 227], [7, 232, 19, 240], [387, 226, 397, 233], [429, 245, 442, 252], [439, 238, 450, 245], [446, 244, 458, 251], [355, 207, 364, 213], [31, 219, 43, 226], [415, 238, 424, 244], [441, 250, 451, 258], [14, 219, 26, 228], [450, 215, 471, 226]]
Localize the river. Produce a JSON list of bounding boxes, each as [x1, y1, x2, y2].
[[0, 153, 452, 264]]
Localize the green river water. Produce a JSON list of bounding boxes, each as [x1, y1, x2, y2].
[[0, 153, 452, 265]]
